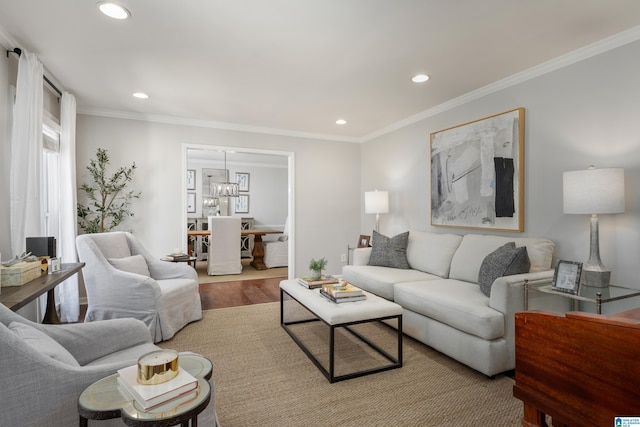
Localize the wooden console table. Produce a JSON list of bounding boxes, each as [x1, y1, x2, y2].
[[0, 262, 85, 323], [513, 308, 640, 426]]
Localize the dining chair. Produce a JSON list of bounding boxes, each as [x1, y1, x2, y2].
[[207, 216, 242, 275]]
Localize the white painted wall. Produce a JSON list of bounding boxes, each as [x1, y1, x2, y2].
[[361, 39, 640, 312]]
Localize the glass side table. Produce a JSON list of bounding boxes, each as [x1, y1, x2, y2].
[[525, 281, 640, 314], [78, 353, 212, 426]]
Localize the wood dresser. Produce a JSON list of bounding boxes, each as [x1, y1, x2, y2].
[[513, 308, 640, 426]]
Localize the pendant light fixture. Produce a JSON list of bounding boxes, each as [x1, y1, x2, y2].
[[212, 151, 239, 198], [203, 175, 220, 216]]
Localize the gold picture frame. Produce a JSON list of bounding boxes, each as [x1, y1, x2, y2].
[[430, 108, 524, 232]]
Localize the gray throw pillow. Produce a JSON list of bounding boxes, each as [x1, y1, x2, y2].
[[368, 231, 410, 269], [478, 242, 530, 297], [108, 254, 151, 276], [9, 321, 79, 366]]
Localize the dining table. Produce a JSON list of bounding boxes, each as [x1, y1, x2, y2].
[[187, 229, 283, 270]]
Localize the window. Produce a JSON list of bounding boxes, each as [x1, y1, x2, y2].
[[41, 109, 60, 241]]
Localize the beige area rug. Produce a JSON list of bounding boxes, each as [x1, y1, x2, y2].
[[195, 259, 288, 283], [159, 302, 524, 427]]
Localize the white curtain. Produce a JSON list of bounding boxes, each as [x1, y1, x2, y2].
[[9, 50, 45, 319], [57, 93, 79, 322]]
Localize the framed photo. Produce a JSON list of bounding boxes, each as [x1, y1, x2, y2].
[[236, 172, 250, 192], [186, 169, 196, 190], [430, 108, 524, 232], [186, 192, 196, 213], [551, 260, 583, 294], [357, 235, 371, 248], [236, 194, 249, 214]]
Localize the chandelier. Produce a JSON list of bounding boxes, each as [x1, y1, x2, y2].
[[212, 151, 239, 198], [203, 175, 219, 216]]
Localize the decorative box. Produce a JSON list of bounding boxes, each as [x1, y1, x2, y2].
[[0, 261, 42, 287]]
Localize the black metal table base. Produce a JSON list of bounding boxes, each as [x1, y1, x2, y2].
[[280, 288, 402, 383]]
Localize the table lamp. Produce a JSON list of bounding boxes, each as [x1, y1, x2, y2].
[[563, 166, 625, 287], [365, 190, 389, 233]]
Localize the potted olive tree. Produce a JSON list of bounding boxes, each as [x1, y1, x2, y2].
[[77, 148, 141, 233]]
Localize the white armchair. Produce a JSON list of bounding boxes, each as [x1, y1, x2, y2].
[[208, 216, 242, 275], [263, 216, 289, 268], [76, 232, 202, 342], [0, 303, 218, 426]]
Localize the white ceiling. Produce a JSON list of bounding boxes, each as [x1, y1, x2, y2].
[[1, 1, 640, 142]]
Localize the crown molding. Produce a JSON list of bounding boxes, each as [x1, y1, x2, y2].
[[78, 108, 360, 144], [359, 25, 640, 143]]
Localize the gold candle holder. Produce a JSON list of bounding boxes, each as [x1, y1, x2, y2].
[[137, 350, 179, 385]]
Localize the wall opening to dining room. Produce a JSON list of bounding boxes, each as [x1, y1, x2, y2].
[[181, 144, 295, 279]]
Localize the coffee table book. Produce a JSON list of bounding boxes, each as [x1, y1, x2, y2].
[[116, 365, 198, 410], [321, 283, 363, 298], [319, 289, 366, 303], [297, 275, 339, 289]]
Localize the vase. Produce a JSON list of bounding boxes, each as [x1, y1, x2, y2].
[[311, 271, 322, 281]]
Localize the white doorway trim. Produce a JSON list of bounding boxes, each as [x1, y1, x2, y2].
[[181, 143, 295, 279]]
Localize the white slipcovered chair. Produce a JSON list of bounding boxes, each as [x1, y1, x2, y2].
[[76, 232, 202, 342], [208, 216, 242, 275], [0, 303, 218, 426], [263, 216, 289, 268]]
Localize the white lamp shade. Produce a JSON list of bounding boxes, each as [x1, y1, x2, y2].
[[563, 167, 625, 214], [365, 190, 389, 214]]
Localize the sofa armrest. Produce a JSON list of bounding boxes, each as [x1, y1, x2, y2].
[[352, 247, 372, 266], [489, 270, 554, 315], [39, 317, 153, 365]]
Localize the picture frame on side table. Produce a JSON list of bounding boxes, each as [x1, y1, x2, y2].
[[236, 194, 249, 214], [430, 108, 524, 232], [551, 260, 582, 294], [187, 192, 196, 213], [236, 172, 250, 192], [357, 235, 371, 248], [187, 169, 196, 190]]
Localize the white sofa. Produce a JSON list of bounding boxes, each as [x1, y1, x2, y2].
[[342, 230, 568, 377]]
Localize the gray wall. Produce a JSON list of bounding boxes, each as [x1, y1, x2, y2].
[[361, 39, 640, 311]]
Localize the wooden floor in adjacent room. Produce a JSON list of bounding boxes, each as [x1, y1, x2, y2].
[[199, 277, 283, 310]]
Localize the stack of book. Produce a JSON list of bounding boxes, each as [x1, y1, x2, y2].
[[297, 275, 339, 289], [320, 282, 366, 303], [163, 253, 191, 261], [117, 365, 199, 411]]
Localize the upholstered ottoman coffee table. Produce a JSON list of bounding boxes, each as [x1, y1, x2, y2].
[[280, 279, 403, 383]]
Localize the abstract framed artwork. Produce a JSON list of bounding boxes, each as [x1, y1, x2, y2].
[[186, 169, 196, 190], [236, 194, 249, 214], [430, 108, 525, 232], [186, 192, 196, 213], [236, 172, 250, 192]]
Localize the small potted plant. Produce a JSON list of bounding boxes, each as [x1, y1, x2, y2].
[[308, 257, 328, 281]]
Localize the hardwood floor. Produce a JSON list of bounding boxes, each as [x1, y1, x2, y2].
[[199, 277, 283, 310]]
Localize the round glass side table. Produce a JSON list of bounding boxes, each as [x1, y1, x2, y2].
[[78, 353, 212, 426]]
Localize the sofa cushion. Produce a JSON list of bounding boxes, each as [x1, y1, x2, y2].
[[368, 231, 410, 269], [406, 230, 463, 277], [342, 265, 438, 300], [449, 234, 554, 283], [108, 254, 151, 276], [478, 242, 530, 297], [394, 280, 504, 340], [9, 322, 80, 366]]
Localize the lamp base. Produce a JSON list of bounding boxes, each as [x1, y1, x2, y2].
[[582, 269, 611, 288]]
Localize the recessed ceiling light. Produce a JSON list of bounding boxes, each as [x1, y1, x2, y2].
[[411, 74, 430, 83], [132, 92, 149, 99], [336, 119, 347, 125], [98, 2, 131, 20]]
